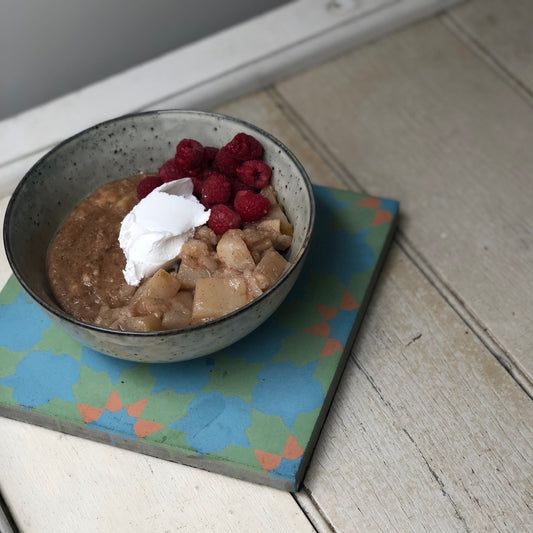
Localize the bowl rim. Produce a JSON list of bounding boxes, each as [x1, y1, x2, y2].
[[3, 109, 316, 338]]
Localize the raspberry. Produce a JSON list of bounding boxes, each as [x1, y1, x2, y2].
[[201, 168, 219, 179], [158, 158, 185, 182], [236, 159, 272, 189], [233, 190, 271, 222], [137, 175, 163, 200], [208, 204, 242, 235], [201, 172, 231, 207], [190, 175, 204, 198], [224, 133, 263, 161], [214, 148, 240, 177], [231, 177, 255, 199], [175, 138, 204, 171], [204, 146, 219, 166]]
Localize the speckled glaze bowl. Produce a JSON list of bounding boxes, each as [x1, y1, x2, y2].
[[4, 110, 315, 363]]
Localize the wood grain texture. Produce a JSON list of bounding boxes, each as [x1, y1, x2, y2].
[[0, 418, 315, 533], [448, 0, 533, 92], [304, 245, 533, 532], [274, 15, 533, 386]]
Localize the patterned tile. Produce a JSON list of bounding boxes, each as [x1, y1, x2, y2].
[[0, 186, 398, 491]]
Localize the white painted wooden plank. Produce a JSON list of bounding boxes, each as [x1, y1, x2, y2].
[[0, 0, 462, 198], [0, 418, 315, 533], [303, 245, 533, 532], [0, 504, 15, 533], [448, 0, 533, 93], [274, 15, 533, 385]]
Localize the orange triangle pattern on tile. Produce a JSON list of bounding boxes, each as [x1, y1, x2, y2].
[[321, 338, 343, 358], [126, 398, 148, 418], [357, 196, 381, 209], [104, 390, 123, 412], [254, 434, 304, 473], [372, 209, 393, 226], [77, 403, 104, 423], [315, 304, 338, 321], [255, 450, 282, 472], [134, 419, 165, 438], [305, 322, 331, 338], [282, 435, 304, 461], [340, 291, 359, 311]]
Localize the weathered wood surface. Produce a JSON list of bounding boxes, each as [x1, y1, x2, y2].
[[274, 13, 533, 389], [1, 1, 532, 531], [0, 418, 315, 533], [447, 0, 533, 91]]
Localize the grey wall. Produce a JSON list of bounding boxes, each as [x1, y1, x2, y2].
[[0, 0, 289, 120]]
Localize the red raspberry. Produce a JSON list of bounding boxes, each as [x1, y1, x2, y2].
[[201, 168, 219, 179], [175, 138, 204, 171], [204, 146, 219, 166], [231, 177, 255, 199], [224, 133, 263, 161], [183, 166, 205, 178], [158, 158, 186, 182], [236, 159, 272, 189], [190, 176, 204, 198], [208, 204, 242, 235], [214, 148, 240, 177], [137, 175, 163, 200], [201, 172, 231, 207], [233, 190, 271, 222]]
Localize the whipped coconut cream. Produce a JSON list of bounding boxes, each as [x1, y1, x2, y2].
[[119, 178, 210, 286]]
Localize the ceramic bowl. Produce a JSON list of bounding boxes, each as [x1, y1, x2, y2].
[[3, 110, 315, 363]]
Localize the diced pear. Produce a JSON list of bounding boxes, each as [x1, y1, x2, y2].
[[191, 277, 248, 323], [271, 231, 292, 251], [244, 271, 264, 300], [162, 290, 194, 329], [256, 218, 281, 232], [95, 305, 132, 327], [133, 269, 181, 301], [176, 263, 211, 289], [240, 228, 273, 262], [216, 230, 255, 272], [254, 249, 289, 290], [198, 254, 219, 273], [260, 185, 278, 205], [131, 296, 169, 318], [180, 239, 211, 263], [194, 225, 218, 247], [119, 314, 163, 332], [265, 204, 293, 236]]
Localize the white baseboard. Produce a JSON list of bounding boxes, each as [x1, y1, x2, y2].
[[0, 0, 461, 197]]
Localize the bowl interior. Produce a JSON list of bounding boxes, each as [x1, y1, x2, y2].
[[5, 110, 314, 329]]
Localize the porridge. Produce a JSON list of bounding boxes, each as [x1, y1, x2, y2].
[[47, 133, 293, 332]]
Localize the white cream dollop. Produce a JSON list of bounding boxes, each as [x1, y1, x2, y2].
[[119, 178, 210, 286]]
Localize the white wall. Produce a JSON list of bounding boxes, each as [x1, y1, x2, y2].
[[0, 0, 288, 120]]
